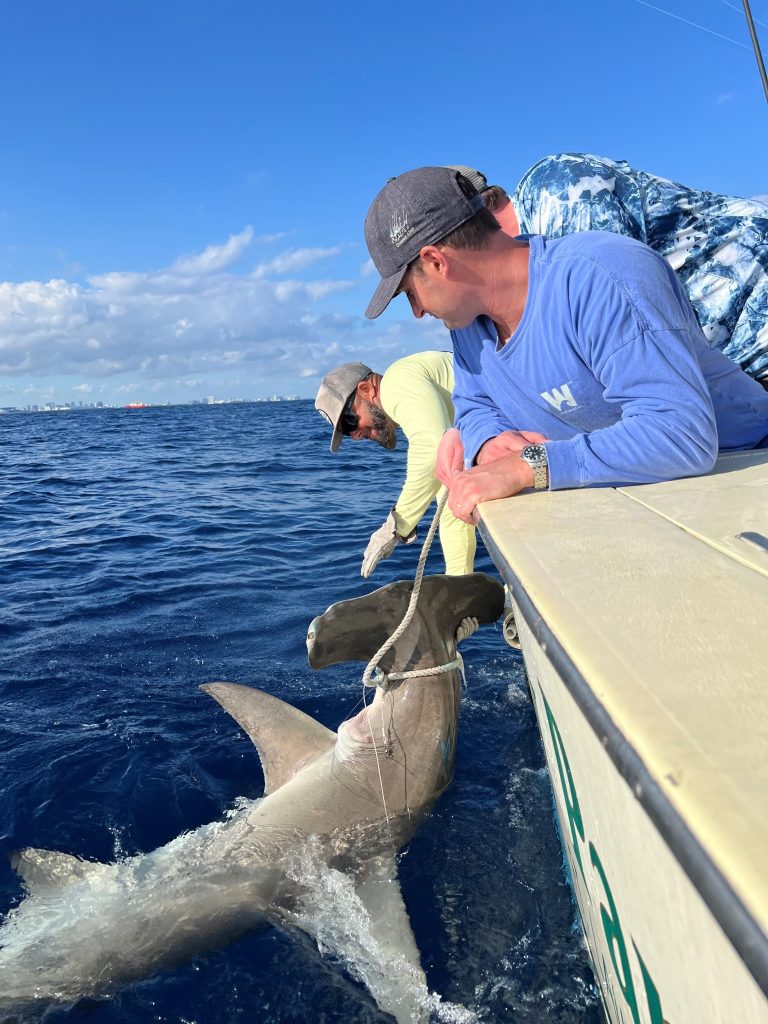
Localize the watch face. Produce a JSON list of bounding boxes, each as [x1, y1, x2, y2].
[[522, 444, 547, 462]]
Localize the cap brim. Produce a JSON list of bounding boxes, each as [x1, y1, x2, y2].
[[365, 266, 408, 320], [330, 424, 343, 452]]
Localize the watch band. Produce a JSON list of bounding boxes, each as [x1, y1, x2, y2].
[[520, 443, 549, 490]]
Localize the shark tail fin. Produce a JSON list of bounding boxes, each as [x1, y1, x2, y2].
[[201, 682, 336, 795], [11, 848, 105, 894]]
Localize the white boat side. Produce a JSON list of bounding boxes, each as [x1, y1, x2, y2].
[[476, 449, 768, 1024]]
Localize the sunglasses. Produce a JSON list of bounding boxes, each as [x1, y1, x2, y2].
[[340, 392, 359, 435]]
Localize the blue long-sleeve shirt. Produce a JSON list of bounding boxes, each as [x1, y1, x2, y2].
[[451, 233, 768, 490]]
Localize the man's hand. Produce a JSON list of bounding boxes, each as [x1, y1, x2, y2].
[[448, 454, 535, 523], [361, 508, 417, 577], [476, 429, 549, 465], [435, 428, 464, 486]]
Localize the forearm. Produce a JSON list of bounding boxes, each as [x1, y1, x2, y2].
[[546, 420, 717, 489], [393, 432, 444, 533], [546, 356, 718, 488], [541, 323, 720, 488], [438, 502, 476, 575], [451, 339, 512, 465]]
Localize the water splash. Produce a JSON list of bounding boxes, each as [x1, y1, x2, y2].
[[281, 837, 479, 1023]]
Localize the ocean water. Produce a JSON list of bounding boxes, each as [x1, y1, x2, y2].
[[0, 401, 602, 1023]]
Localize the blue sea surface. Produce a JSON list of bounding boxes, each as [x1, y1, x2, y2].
[[0, 401, 602, 1023]]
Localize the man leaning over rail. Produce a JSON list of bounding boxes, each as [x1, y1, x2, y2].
[[315, 353, 477, 576], [362, 167, 768, 524], [450, 154, 768, 387]]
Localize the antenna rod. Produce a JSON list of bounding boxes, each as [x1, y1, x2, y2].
[[743, 0, 768, 102]]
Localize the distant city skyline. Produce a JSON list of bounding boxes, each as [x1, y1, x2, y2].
[[2, 1, 766, 406], [0, 394, 303, 414]]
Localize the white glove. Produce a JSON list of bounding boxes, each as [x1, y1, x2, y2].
[[361, 508, 417, 578], [455, 616, 479, 644]]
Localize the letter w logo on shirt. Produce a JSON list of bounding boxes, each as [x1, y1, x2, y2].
[[540, 383, 577, 412]]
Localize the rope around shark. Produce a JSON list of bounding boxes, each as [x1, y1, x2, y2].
[[360, 489, 478, 823], [361, 488, 477, 691]]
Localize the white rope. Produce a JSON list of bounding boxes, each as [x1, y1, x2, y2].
[[360, 490, 452, 824], [362, 488, 449, 689], [365, 614, 477, 689]]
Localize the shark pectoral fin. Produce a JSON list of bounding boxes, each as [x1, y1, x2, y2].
[[287, 851, 428, 1024], [355, 856, 425, 977], [352, 856, 429, 1022], [201, 682, 336, 795], [11, 848, 104, 893]]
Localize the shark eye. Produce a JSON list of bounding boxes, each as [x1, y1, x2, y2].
[[306, 629, 315, 643]]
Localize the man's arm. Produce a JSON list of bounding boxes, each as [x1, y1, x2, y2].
[[543, 326, 718, 489], [448, 327, 719, 521], [450, 335, 513, 465], [384, 374, 455, 535], [476, 429, 550, 464]]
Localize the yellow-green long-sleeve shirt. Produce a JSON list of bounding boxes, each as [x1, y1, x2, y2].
[[379, 351, 475, 576]]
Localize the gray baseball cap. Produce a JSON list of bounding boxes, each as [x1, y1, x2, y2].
[[363, 166, 485, 320], [315, 361, 373, 452]]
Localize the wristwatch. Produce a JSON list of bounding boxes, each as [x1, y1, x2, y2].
[[520, 443, 549, 490]]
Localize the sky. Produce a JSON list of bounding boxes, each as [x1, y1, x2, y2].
[[1, 0, 767, 407]]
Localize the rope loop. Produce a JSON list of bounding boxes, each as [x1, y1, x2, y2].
[[362, 488, 450, 689], [369, 653, 465, 693]]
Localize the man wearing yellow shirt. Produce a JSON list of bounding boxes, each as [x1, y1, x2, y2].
[[315, 351, 475, 577]]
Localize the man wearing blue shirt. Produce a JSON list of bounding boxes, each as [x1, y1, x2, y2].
[[363, 167, 768, 523]]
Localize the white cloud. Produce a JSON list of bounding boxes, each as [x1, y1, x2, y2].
[[252, 247, 342, 278], [0, 227, 454, 403], [172, 227, 254, 275], [0, 229, 362, 382], [254, 231, 292, 245]]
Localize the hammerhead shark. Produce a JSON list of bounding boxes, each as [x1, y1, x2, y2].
[[0, 573, 504, 1022]]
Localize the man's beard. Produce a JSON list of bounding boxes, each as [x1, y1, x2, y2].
[[366, 402, 398, 450]]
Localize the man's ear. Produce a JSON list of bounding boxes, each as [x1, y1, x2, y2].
[[418, 244, 450, 277], [357, 377, 377, 402]]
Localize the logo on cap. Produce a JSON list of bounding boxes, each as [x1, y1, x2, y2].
[[390, 209, 414, 248]]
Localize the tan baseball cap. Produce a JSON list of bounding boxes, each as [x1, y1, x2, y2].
[[315, 361, 373, 451]]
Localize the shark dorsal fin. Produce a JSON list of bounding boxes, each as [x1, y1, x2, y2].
[[201, 682, 336, 794], [11, 848, 105, 894]]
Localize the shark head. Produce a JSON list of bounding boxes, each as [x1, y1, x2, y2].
[[306, 572, 505, 676]]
